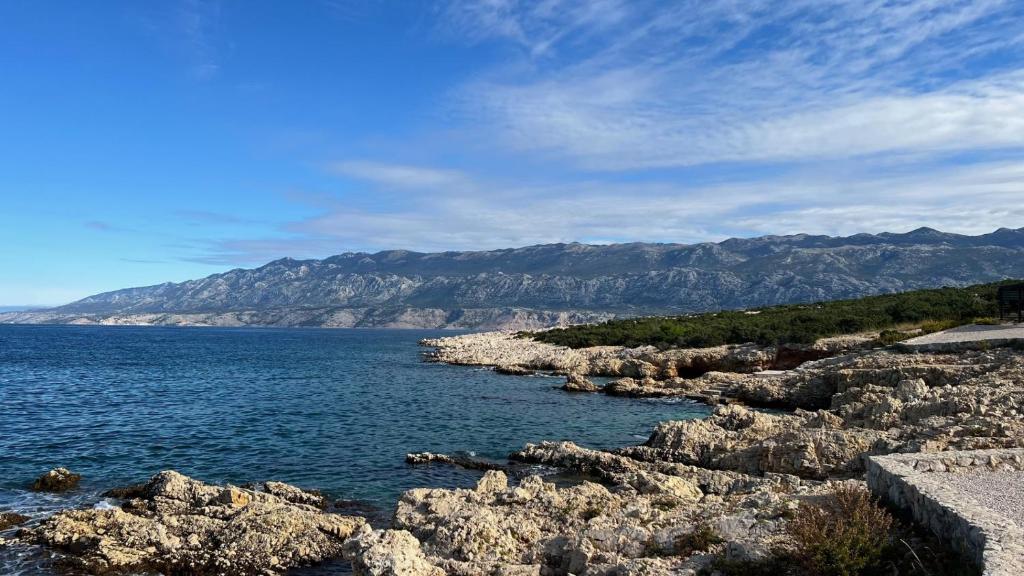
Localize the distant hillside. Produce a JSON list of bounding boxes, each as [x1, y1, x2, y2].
[[4, 227, 1024, 329]]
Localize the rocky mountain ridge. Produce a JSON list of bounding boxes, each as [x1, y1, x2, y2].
[[5, 227, 1024, 329]]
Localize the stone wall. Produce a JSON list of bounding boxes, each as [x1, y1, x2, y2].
[[866, 449, 1024, 576]]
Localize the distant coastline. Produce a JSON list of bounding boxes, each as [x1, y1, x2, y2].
[[6, 227, 1024, 331]]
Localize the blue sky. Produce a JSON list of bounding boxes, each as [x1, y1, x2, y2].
[[2, 0, 1024, 306]]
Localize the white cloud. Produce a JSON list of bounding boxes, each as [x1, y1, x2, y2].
[[187, 156, 1024, 264], [186, 2, 1024, 264], [327, 160, 472, 190], [438, 0, 630, 56], [179, 0, 222, 79], [444, 0, 1024, 169]]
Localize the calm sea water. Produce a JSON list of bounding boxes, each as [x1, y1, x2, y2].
[[0, 325, 709, 573]]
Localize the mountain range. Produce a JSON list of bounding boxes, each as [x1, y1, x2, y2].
[[4, 227, 1024, 330]]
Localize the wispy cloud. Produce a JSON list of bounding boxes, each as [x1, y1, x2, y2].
[[327, 160, 472, 189], [154, 2, 1024, 266], [444, 0, 1024, 169], [438, 0, 630, 56], [179, 0, 222, 79], [180, 156, 1024, 264]]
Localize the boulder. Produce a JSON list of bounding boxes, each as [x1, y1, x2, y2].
[[476, 470, 509, 495], [263, 480, 326, 508], [344, 525, 444, 576], [405, 452, 509, 472], [895, 378, 929, 402], [0, 511, 29, 530], [562, 373, 598, 392], [495, 365, 534, 376], [31, 468, 81, 492]]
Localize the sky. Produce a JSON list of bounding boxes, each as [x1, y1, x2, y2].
[[2, 0, 1024, 306]]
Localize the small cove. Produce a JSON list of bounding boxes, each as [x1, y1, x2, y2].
[[0, 324, 711, 574]]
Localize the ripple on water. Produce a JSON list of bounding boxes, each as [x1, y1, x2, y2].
[[0, 325, 711, 575]]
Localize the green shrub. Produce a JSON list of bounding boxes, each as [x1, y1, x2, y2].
[[530, 281, 1014, 349], [919, 319, 963, 334], [673, 522, 724, 556], [701, 485, 979, 576], [785, 485, 893, 576]]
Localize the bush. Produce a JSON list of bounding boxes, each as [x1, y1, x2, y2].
[[785, 485, 893, 576], [701, 484, 979, 576], [530, 281, 1014, 349], [673, 522, 724, 556]]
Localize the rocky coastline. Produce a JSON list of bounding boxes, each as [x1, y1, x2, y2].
[[4, 330, 1023, 575]]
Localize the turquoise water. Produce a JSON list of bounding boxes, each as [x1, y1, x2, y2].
[[0, 325, 709, 573]]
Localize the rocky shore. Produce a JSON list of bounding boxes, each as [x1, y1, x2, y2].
[[8, 470, 365, 575], [4, 331, 1022, 575], [422, 330, 873, 379]]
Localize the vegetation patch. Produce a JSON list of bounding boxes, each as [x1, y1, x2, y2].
[[786, 485, 893, 576], [699, 484, 980, 576], [673, 522, 724, 556], [530, 281, 1016, 349]]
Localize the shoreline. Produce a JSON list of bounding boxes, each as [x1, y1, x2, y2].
[[0, 307, 620, 331], [4, 330, 1023, 574]]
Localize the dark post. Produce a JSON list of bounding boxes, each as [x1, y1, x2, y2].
[[997, 284, 1024, 323]]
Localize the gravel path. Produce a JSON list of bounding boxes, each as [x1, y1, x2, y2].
[[904, 323, 1024, 345], [928, 470, 1024, 527]]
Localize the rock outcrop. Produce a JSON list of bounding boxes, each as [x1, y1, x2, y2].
[[383, 465, 813, 575], [622, 405, 892, 479], [31, 468, 81, 492], [562, 373, 599, 392], [422, 331, 791, 378], [406, 452, 510, 472], [0, 512, 29, 531], [344, 525, 445, 576], [19, 471, 364, 575], [394, 337, 1024, 574]]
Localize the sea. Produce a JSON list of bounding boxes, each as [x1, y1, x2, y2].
[[0, 324, 710, 574]]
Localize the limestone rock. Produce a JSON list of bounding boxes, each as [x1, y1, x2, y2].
[[263, 480, 326, 508], [31, 467, 81, 492], [215, 486, 252, 507], [476, 470, 509, 495], [495, 365, 534, 376], [23, 470, 364, 575], [562, 372, 598, 392], [405, 452, 509, 472], [0, 511, 29, 530], [423, 331, 781, 378], [391, 460, 804, 575], [624, 405, 891, 479], [896, 377, 929, 402], [344, 525, 444, 576]]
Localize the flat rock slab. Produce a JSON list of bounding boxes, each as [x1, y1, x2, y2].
[[903, 324, 1024, 347]]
